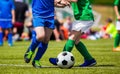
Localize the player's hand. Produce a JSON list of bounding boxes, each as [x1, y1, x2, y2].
[[54, 0, 63, 7], [55, 3, 67, 8], [60, 0, 70, 7], [54, 0, 70, 7], [54, 0, 61, 4]]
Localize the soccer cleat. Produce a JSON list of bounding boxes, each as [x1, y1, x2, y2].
[[32, 60, 41, 68], [49, 58, 57, 65], [113, 47, 120, 52], [24, 49, 33, 63], [79, 59, 97, 67]]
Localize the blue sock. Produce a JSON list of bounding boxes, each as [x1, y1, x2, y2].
[[34, 43, 48, 61], [8, 33, 13, 44], [29, 37, 40, 52], [0, 32, 3, 44], [32, 30, 36, 40]]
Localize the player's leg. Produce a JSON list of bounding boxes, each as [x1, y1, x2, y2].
[[0, 27, 3, 46], [63, 30, 80, 52], [0, 21, 5, 46], [24, 27, 45, 63], [49, 20, 96, 66], [113, 21, 120, 51], [32, 27, 53, 68], [4, 21, 13, 46], [49, 21, 82, 65], [74, 21, 96, 67], [31, 30, 36, 40], [75, 35, 96, 67], [62, 20, 91, 52], [32, 17, 54, 68], [30, 26, 45, 51], [7, 28, 13, 46], [24, 17, 46, 63], [53, 28, 61, 42], [49, 30, 80, 65], [114, 31, 120, 48], [113, 30, 120, 51]]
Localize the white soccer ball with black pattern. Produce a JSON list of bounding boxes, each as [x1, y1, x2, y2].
[[56, 51, 75, 69]]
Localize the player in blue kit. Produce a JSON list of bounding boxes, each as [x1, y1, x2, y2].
[[24, 0, 57, 68], [24, 0, 70, 68], [0, 0, 15, 46]]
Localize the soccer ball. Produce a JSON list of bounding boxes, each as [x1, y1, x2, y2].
[[56, 51, 75, 69]]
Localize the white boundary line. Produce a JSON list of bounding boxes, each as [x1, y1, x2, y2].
[[0, 64, 120, 69], [0, 64, 32, 67]]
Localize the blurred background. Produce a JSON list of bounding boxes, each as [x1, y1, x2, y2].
[[23, 0, 115, 24], [12, 0, 116, 41]]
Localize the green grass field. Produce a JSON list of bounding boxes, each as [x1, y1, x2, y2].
[[0, 39, 120, 74]]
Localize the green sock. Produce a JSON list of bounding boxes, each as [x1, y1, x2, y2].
[[75, 41, 93, 60], [114, 33, 120, 48], [63, 39, 75, 52]]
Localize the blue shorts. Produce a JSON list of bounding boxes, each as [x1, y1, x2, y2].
[[33, 17, 55, 29], [0, 21, 13, 29]]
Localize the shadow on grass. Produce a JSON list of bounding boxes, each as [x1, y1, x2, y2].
[[96, 64, 115, 67], [40, 64, 116, 69], [34, 63, 116, 68], [72, 64, 118, 69], [0, 63, 118, 69]]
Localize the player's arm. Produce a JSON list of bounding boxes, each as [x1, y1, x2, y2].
[[114, 6, 120, 20], [114, 0, 120, 20], [11, 9, 15, 24], [10, 0, 15, 24]]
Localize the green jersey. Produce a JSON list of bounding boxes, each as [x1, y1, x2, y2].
[[71, 0, 94, 21], [114, 0, 120, 13]]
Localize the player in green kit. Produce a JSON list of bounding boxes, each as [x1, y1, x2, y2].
[[49, 0, 97, 67], [113, 0, 120, 51]]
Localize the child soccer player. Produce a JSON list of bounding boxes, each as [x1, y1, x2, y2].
[[0, 0, 15, 46], [49, 0, 97, 67], [113, 0, 120, 51], [24, 0, 67, 68]]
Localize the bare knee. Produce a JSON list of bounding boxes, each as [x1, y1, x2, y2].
[[69, 34, 77, 40], [75, 40, 79, 44], [36, 34, 45, 41]]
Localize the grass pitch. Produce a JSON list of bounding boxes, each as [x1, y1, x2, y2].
[[0, 39, 120, 74]]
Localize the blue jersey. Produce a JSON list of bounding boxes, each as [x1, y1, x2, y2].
[[32, 0, 54, 18], [0, 0, 15, 21]]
